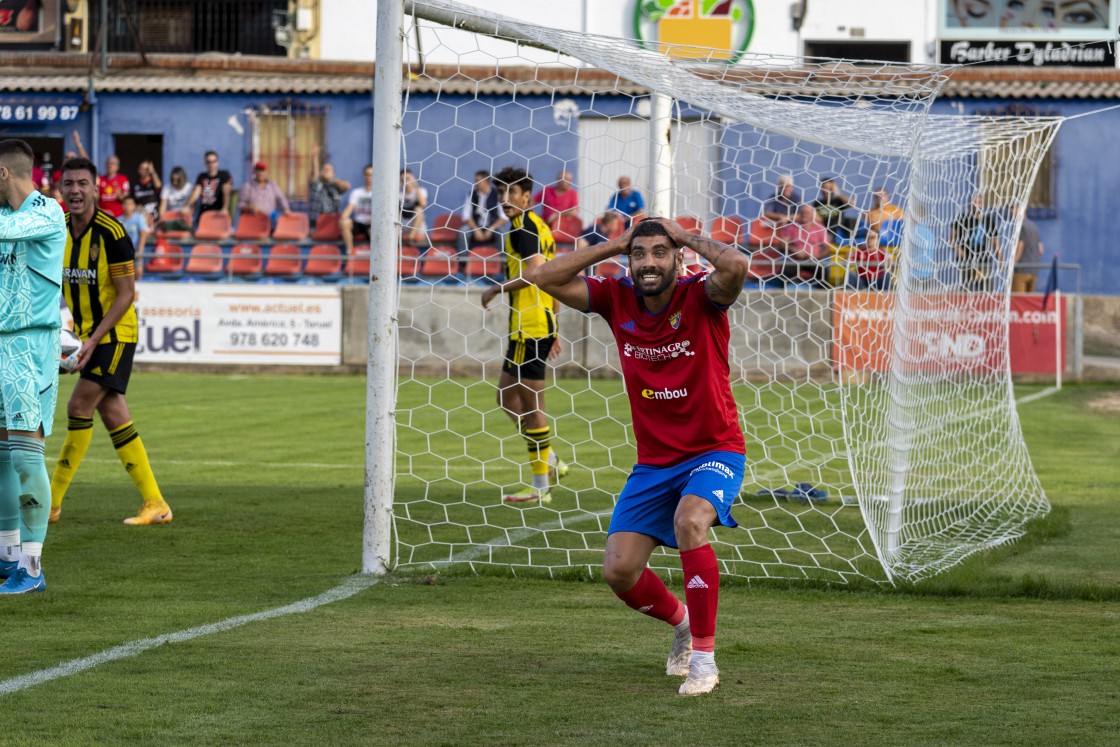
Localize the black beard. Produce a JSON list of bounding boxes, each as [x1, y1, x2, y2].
[[635, 269, 674, 297]]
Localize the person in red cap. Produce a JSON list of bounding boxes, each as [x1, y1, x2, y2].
[[238, 161, 291, 228]]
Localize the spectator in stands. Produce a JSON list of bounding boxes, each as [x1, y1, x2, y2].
[[534, 170, 579, 230], [859, 186, 905, 235], [812, 176, 855, 242], [308, 143, 350, 224], [131, 160, 161, 226], [779, 204, 831, 287], [459, 169, 506, 254], [98, 155, 129, 218], [341, 164, 374, 256], [118, 195, 150, 273], [910, 203, 941, 290], [577, 211, 622, 251], [744, 214, 787, 286], [951, 193, 1000, 292], [400, 168, 428, 245], [763, 175, 801, 224], [846, 228, 891, 291], [158, 166, 192, 220], [606, 175, 645, 227], [238, 161, 291, 226], [185, 150, 233, 220], [1012, 206, 1044, 293]]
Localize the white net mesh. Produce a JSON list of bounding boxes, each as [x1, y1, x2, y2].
[[386, 0, 1054, 583]]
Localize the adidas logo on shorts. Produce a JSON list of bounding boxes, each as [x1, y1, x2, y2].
[[686, 575, 708, 590]]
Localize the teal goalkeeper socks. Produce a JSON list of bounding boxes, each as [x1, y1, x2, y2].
[[0, 441, 21, 534], [9, 436, 50, 544]]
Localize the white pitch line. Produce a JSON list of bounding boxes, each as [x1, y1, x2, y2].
[[1014, 386, 1060, 405], [0, 574, 378, 697]]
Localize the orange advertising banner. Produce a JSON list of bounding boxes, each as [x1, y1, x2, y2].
[[833, 292, 1067, 375]]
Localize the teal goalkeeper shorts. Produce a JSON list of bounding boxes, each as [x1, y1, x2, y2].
[[0, 327, 60, 437]]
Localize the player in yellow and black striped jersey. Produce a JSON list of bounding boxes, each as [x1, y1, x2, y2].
[[49, 157, 172, 527], [480, 166, 568, 504]]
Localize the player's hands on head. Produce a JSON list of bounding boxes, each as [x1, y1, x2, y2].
[[656, 215, 692, 248]]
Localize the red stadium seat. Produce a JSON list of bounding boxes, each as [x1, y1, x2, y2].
[[233, 211, 270, 241], [428, 213, 463, 248], [311, 213, 343, 242], [398, 246, 421, 281], [194, 211, 231, 241], [594, 259, 627, 278], [709, 216, 744, 246], [184, 244, 224, 276], [304, 245, 344, 277], [675, 215, 703, 236], [228, 244, 263, 277], [553, 214, 584, 249], [464, 245, 502, 277], [272, 212, 311, 242], [157, 209, 192, 241], [347, 245, 371, 280], [419, 246, 458, 280], [145, 240, 184, 274], [264, 244, 303, 278]]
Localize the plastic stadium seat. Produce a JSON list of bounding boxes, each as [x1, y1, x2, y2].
[[675, 215, 703, 236], [398, 246, 421, 281], [311, 213, 343, 242], [347, 245, 371, 281], [304, 245, 344, 278], [272, 212, 311, 242], [157, 209, 192, 241], [228, 244, 263, 278], [709, 216, 744, 246], [194, 211, 232, 241], [464, 245, 502, 278], [428, 213, 463, 249], [419, 246, 459, 281], [145, 240, 184, 275], [184, 244, 225, 278], [553, 214, 584, 250], [264, 244, 303, 279], [233, 211, 270, 241]]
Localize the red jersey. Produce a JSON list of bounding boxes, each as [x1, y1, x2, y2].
[[584, 273, 745, 467], [99, 173, 130, 217]]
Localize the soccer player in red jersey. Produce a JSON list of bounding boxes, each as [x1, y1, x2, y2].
[[533, 216, 749, 695]]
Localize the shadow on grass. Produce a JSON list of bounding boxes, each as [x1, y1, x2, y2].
[[384, 506, 1120, 602]]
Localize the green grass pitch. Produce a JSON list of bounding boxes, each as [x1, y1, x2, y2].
[[1, 373, 1117, 745]]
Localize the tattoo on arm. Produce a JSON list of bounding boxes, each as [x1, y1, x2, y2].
[[705, 272, 733, 304]]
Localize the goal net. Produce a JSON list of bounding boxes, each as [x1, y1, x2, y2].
[[378, 0, 1056, 584]]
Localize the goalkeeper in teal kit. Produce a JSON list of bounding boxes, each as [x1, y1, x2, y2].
[[0, 139, 67, 594]]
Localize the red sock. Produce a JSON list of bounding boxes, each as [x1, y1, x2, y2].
[[680, 543, 720, 652], [615, 567, 686, 626]]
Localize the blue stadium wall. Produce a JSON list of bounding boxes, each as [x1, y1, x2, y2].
[[1, 89, 1114, 295]]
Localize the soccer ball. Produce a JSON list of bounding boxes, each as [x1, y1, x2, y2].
[[60, 328, 82, 372]]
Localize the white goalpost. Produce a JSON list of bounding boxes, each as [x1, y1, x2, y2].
[[366, 0, 1056, 584]]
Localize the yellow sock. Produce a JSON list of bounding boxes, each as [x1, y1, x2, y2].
[[109, 422, 165, 505], [51, 417, 94, 511], [522, 424, 552, 478]]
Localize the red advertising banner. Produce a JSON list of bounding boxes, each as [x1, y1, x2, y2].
[[833, 292, 1067, 375]]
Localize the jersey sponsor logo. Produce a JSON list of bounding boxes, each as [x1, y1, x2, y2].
[[686, 575, 709, 590], [690, 460, 736, 479], [62, 267, 98, 284], [620, 320, 636, 332], [623, 339, 695, 361], [669, 311, 681, 329], [0, 251, 16, 267], [641, 386, 688, 400]]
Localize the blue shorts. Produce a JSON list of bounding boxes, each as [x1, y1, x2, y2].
[[608, 451, 745, 549], [0, 328, 60, 437]]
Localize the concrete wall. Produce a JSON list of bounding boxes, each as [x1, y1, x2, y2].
[[343, 285, 834, 381]]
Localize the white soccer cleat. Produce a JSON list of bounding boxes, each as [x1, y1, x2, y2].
[[666, 626, 692, 676], [678, 655, 719, 696]]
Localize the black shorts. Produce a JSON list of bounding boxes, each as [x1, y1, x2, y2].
[[79, 342, 136, 395], [353, 221, 371, 241], [502, 337, 556, 381]]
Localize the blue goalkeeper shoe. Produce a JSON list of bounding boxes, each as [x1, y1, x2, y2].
[[0, 568, 46, 594], [0, 558, 17, 580]]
